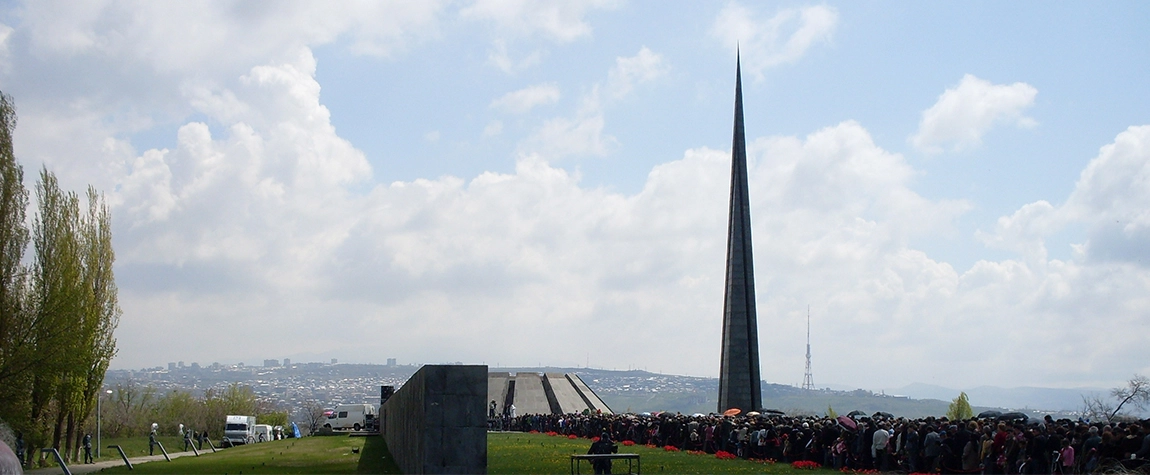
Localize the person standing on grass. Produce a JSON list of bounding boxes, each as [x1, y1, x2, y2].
[[83, 433, 93, 463], [15, 432, 25, 468], [149, 430, 157, 456]]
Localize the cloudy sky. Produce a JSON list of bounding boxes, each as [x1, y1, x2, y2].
[[1, 1, 1148, 392]]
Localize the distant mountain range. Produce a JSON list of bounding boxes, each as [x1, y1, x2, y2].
[[500, 367, 1122, 418], [891, 382, 1108, 412]]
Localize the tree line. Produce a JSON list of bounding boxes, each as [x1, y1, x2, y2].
[[0, 92, 120, 465], [99, 380, 288, 439]]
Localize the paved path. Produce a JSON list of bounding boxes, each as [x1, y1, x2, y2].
[[26, 450, 202, 475]]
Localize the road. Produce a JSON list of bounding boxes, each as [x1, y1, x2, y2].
[[26, 449, 202, 475]]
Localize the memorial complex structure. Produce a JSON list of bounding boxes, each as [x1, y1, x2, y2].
[[487, 372, 612, 416], [717, 54, 763, 414]]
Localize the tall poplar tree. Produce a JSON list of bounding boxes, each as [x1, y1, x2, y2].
[[31, 168, 87, 454], [0, 92, 120, 462], [0, 92, 33, 429]]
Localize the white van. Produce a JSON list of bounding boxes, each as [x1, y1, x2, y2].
[[253, 424, 272, 442], [322, 404, 376, 431]]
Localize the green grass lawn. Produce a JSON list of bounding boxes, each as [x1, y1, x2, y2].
[[84, 432, 837, 474], [488, 432, 814, 474], [98, 435, 399, 474]]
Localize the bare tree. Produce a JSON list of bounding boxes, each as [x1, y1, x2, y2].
[[1080, 393, 1114, 423], [1108, 374, 1150, 421], [299, 400, 327, 434], [1081, 374, 1150, 423]]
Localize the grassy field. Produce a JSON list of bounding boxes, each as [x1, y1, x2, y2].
[[84, 432, 837, 474], [98, 435, 399, 474], [488, 432, 813, 474]]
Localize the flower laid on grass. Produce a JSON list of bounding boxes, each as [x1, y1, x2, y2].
[[687, 450, 706, 456], [529, 430, 539, 434], [591, 437, 600, 442], [663, 445, 680, 452], [622, 440, 635, 446], [545, 431, 558, 436], [567, 434, 578, 439], [839, 469, 878, 474], [715, 450, 737, 460], [749, 458, 777, 464], [792, 460, 822, 470], [645, 443, 657, 449]]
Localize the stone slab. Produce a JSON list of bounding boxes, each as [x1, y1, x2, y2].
[[545, 373, 590, 414], [566, 373, 613, 414], [382, 364, 487, 474], [509, 373, 550, 416], [487, 373, 509, 416]]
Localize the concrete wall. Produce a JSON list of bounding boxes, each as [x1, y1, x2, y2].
[[509, 373, 550, 415], [566, 373, 613, 414], [382, 365, 487, 474], [487, 372, 510, 416], [545, 373, 589, 414]]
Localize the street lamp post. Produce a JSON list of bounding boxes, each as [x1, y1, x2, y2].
[[97, 389, 112, 458]]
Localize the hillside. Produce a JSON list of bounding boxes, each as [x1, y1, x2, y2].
[[501, 367, 1079, 419]]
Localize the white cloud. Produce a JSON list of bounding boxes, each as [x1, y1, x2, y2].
[[711, 3, 838, 79], [5, 1, 445, 193], [519, 114, 614, 159], [490, 83, 561, 114], [460, 0, 620, 43], [911, 74, 1038, 153], [966, 125, 1150, 385], [485, 39, 544, 74], [483, 120, 504, 137], [9, 1, 1150, 391], [20, 1, 446, 72], [514, 47, 667, 160], [0, 22, 14, 72], [976, 200, 1058, 267], [1063, 125, 1150, 264], [605, 46, 667, 99], [116, 48, 370, 269]]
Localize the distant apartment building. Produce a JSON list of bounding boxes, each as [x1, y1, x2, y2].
[[264, 359, 280, 367], [331, 358, 338, 364], [386, 358, 397, 367], [168, 362, 176, 371]]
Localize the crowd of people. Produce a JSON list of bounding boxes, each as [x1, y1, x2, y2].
[[497, 411, 1150, 473]]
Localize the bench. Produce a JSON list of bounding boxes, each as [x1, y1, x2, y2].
[[569, 453, 640, 474]]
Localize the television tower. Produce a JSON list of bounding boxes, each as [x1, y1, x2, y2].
[[802, 306, 814, 390]]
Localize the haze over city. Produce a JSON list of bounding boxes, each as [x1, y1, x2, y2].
[[1, 2, 1147, 392]]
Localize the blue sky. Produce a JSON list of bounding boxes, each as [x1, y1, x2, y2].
[[1, 1, 1148, 393]]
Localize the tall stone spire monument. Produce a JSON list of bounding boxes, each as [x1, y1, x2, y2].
[[718, 53, 762, 414]]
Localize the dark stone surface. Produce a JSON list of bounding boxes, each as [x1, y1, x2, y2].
[[719, 54, 763, 414], [382, 364, 487, 474]]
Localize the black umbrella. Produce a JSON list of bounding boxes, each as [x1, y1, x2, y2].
[[873, 412, 895, 419], [764, 409, 786, 415], [847, 410, 866, 419], [977, 410, 1002, 419], [998, 412, 1029, 422]]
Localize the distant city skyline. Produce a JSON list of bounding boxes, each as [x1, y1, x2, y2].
[[1, 2, 1148, 390]]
